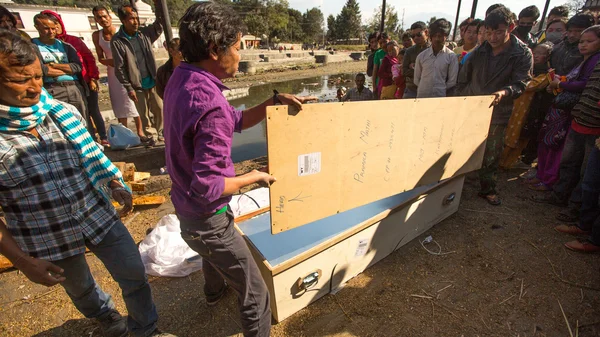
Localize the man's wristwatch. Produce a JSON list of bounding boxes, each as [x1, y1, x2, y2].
[[273, 89, 281, 105]]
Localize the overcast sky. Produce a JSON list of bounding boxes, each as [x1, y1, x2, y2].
[[289, 0, 568, 29]]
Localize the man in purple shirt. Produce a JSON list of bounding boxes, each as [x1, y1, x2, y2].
[[163, 3, 315, 336]]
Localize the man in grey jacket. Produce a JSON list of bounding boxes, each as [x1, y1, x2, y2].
[[111, 5, 163, 141], [456, 7, 533, 206]]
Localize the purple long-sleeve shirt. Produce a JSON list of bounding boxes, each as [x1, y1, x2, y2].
[[163, 63, 243, 219], [561, 52, 600, 93]]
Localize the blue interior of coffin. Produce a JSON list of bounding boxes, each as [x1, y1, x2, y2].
[[237, 184, 433, 267]]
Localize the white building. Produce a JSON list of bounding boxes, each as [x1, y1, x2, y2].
[[0, 0, 174, 50]]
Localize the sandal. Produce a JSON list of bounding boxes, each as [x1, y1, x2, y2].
[[528, 182, 552, 191], [522, 177, 541, 185], [556, 209, 579, 223], [479, 193, 502, 206]]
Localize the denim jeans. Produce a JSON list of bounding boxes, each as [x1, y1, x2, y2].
[[53, 221, 158, 337], [579, 146, 600, 244], [552, 128, 597, 208], [179, 209, 271, 337], [403, 87, 417, 99]]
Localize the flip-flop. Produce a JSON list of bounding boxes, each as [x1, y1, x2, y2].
[[479, 193, 502, 206]]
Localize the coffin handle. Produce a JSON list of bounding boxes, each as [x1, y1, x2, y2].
[[296, 269, 322, 291], [443, 192, 456, 205]]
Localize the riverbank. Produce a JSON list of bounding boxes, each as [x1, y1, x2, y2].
[[98, 60, 367, 111]]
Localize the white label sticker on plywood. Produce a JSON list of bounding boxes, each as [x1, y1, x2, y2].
[[298, 152, 321, 177], [355, 239, 369, 257]]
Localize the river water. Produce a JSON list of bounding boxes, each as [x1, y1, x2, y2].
[[230, 73, 359, 162]]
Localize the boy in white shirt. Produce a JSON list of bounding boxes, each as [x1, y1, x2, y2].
[[414, 18, 459, 98]]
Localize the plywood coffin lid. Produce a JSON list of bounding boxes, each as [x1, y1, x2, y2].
[[266, 96, 494, 234]]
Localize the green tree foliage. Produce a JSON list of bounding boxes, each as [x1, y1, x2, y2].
[[284, 8, 304, 42], [334, 0, 362, 42], [302, 7, 324, 43], [428, 16, 437, 27], [366, 4, 399, 40], [326, 14, 336, 43]]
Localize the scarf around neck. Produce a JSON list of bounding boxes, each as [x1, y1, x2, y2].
[[0, 89, 128, 201]]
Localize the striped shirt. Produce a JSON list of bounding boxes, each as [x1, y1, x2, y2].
[[0, 104, 119, 261]]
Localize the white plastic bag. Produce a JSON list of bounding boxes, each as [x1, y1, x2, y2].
[[108, 124, 141, 150], [138, 215, 202, 277], [229, 187, 270, 217]]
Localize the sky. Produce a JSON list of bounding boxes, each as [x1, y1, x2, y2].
[[288, 0, 568, 29]]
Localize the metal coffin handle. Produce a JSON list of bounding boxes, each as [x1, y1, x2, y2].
[[296, 269, 322, 291], [443, 192, 456, 206]]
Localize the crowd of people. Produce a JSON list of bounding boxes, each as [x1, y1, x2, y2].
[[2, 1, 600, 337], [355, 4, 600, 256], [0, 4, 170, 147]]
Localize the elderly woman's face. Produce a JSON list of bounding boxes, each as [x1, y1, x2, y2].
[[0, 56, 43, 107], [216, 36, 241, 79]]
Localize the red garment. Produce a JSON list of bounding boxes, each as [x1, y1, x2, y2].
[[572, 120, 600, 135], [42, 10, 100, 83], [394, 69, 406, 98], [378, 55, 397, 87]]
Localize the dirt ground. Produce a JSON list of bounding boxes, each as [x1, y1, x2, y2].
[[98, 61, 368, 111], [1, 159, 600, 337]]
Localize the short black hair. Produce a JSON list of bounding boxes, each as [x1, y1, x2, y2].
[[117, 5, 137, 21], [368, 31, 380, 41], [355, 73, 366, 80], [486, 4, 505, 17], [459, 18, 473, 30], [92, 5, 109, 16], [548, 6, 569, 18], [567, 13, 595, 30], [178, 2, 245, 63], [468, 18, 484, 29], [167, 37, 180, 50], [429, 18, 452, 36], [380, 32, 389, 39], [0, 30, 37, 68], [410, 21, 427, 31], [33, 12, 59, 25], [519, 5, 540, 20], [401, 31, 412, 40], [485, 7, 514, 30], [0, 5, 16, 27]]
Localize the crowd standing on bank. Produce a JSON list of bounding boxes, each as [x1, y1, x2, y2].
[[3, 1, 600, 337]]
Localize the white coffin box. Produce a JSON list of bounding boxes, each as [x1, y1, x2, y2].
[[235, 176, 464, 322]]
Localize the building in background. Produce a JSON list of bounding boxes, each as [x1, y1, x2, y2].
[[0, 0, 175, 50]]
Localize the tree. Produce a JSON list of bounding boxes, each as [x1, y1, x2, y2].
[[326, 14, 337, 43], [427, 16, 437, 27], [565, 0, 586, 14], [302, 7, 324, 43], [285, 8, 305, 42], [335, 0, 362, 42], [367, 4, 399, 39]]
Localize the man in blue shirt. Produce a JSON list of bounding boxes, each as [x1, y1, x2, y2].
[[32, 12, 87, 125]]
